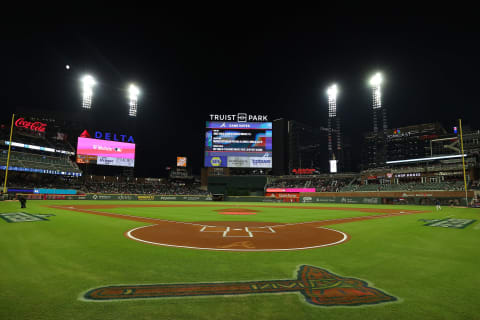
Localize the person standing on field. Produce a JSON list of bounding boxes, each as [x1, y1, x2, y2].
[[435, 199, 441, 211]]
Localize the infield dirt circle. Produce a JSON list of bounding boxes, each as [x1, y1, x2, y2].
[[50, 204, 426, 252]]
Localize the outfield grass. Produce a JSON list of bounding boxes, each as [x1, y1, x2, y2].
[[1, 200, 479, 320]]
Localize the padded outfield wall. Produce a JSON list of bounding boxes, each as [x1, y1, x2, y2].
[[299, 191, 475, 206], [14, 190, 475, 206], [19, 194, 213, 201]]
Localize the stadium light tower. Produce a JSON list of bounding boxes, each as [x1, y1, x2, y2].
[[128, 84, 139, 117], [369, 72, 387, 134], [81, 75, 96, 109], [326, 84, 342, 172], [327, 84, 338, 118], [370, 72, 382, 110]]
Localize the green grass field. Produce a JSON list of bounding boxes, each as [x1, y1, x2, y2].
[[1, 200, 479, 320]]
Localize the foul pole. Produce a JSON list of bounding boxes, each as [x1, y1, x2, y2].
[[3, 113, 15, 194], [459, 119, 468, 206]]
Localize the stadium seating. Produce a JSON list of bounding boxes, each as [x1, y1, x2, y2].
[[0, 150, 80, 174]]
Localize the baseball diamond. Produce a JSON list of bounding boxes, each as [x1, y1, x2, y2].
[[49, 204, 427, 251]]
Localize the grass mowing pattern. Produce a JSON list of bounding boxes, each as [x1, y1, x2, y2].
[[0, 200, 479, 320]]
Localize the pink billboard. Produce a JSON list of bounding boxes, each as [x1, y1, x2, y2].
[[266, 188, 316, 193], [77, 137, 135, 159]]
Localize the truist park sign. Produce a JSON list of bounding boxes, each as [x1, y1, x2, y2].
[[209, 113, 268, 122], [15, 118, 47, 132]]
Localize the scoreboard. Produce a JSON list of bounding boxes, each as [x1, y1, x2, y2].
[[204, 121, 272, 168], [76, 137, 135, 168]]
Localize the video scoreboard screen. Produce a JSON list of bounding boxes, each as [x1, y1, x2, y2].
[[204, 121, 272, 168], [76, 137, 135, 167]]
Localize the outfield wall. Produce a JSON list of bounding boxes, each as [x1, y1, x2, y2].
[[299, 191, 475, 206], [19, 194, 213, 201], [15, 190, 475, 206]]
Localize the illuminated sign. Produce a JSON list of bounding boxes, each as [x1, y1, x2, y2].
[[419, 134, 439, 140], [0, 165, 81, 176], [292, 168, 316, 175], [94, 131, 134, 143], [15, 118, 47, 132], [77, 137, 135, 168], [387, 131, 411, 139], [329, 160, 338, 173], [4, 141, 74, 155], [209, 113, 268, 122], [210, 157, 223, 167], [177, 157, 187, 167], [395, 173, 421, 178], [204, 122, 272, 168], [266, 188, 316, 193]]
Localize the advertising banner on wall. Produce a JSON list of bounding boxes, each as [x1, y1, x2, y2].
[[177, 157, 187, 167]]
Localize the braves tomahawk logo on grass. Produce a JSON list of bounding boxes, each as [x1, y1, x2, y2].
[[83, 265, 397, 307]]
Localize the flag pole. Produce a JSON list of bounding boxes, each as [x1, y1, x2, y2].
[[3, 113, 15, 194], [459, 119, 469, 207]]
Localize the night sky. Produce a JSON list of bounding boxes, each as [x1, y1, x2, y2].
[[2, 15, 480, 177]]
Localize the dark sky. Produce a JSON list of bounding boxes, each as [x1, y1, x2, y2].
[[2, 15, 480, 177]]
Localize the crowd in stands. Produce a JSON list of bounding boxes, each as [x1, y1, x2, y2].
[[1, 172, 210, 196], [470, 180, 480, 190], [266, 176, 353, 192], [266, 175, 472, 192], [1, 170, 477, 196], [78, 180, 210, 195]]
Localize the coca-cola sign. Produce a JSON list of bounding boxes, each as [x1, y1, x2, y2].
[[15, 118, 47, 132]]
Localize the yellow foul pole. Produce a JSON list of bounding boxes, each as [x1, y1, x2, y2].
[[459, 119, 469, 206], [3, 113, 15, 194]]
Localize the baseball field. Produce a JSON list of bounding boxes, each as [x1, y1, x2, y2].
[[1, 200, 479, 320]]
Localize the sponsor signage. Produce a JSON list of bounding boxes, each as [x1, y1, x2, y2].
[[420, 218, 476, 229], [0, 165, 81, 176], [4, 141, 73, 155], [94, 131, 134, 143], [209, 113, 268, 122], [401, 192, 433, 197], [206, 122, 272, 130], [395, 173, 421, 178], [228, 156, 250, 168], [33, 189, 77, 195], [0, 212, 53, 223], [266, 188, 316, 193], [97, 156, 135, 167], [77, 137, 135, 168], [387, 133, 411, 139], [138, 195, 155, 201], [205, 156, 227, 167], [177, 157, 187, 167], [292, 168, 316, 175], [15, 118, 47, 132], [250, 157, 271, 168], [419, 134, 439, 140]]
